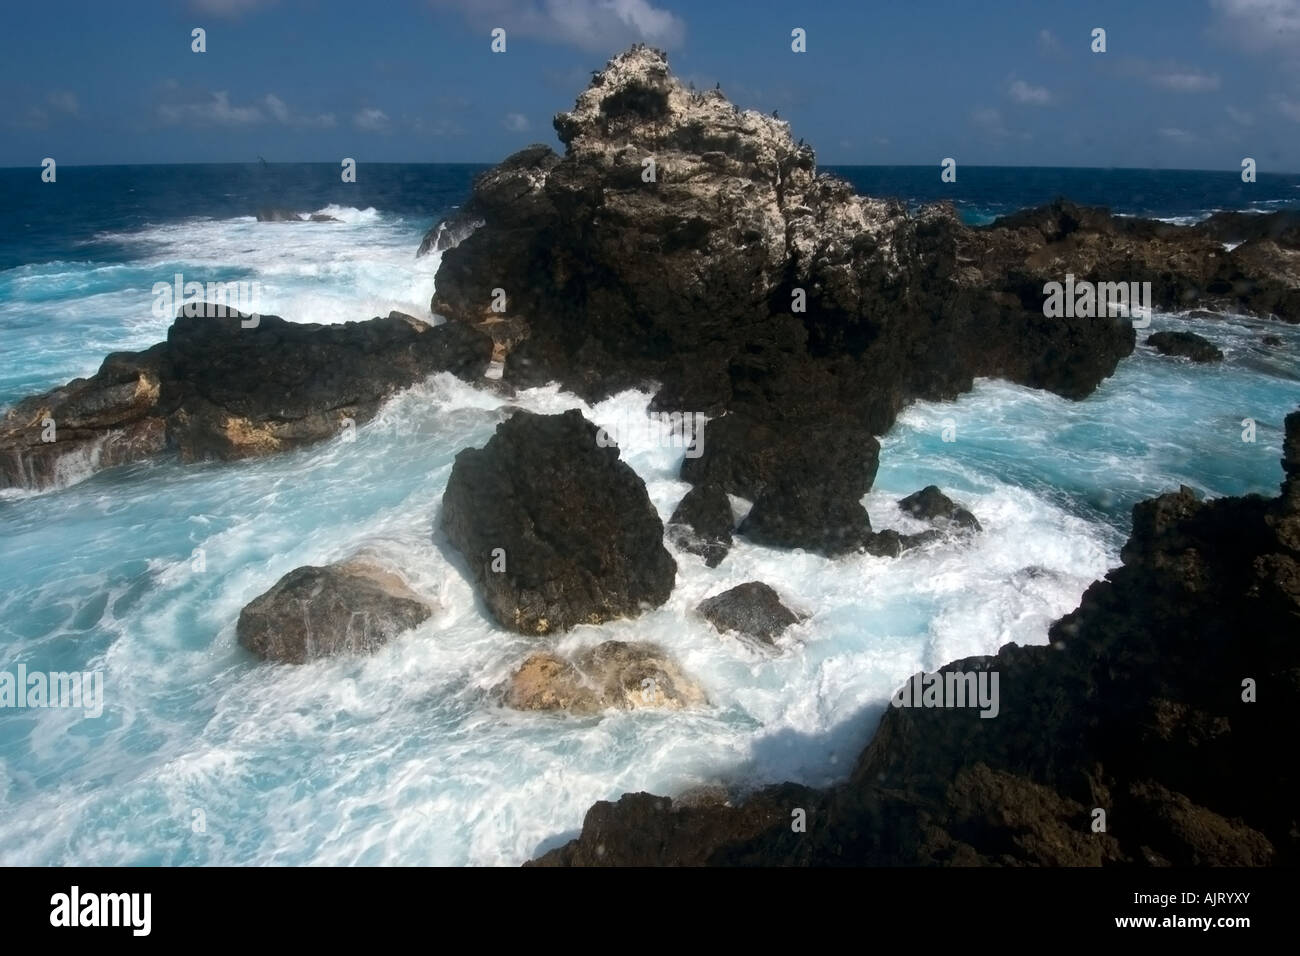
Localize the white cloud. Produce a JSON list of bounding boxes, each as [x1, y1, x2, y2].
[[158, 91, 264, 126], [263, 94, 335, 128], [1159, 127, 1195, 141], [1210, 0, 1300, 51], [46, 91, 79, 115], [1037, 29, 1061, 53], [1152, 71, 1221, 92], [1278, 97, 1300, 121], [1008, 79, 1052, 105], [1226, 105, 1255, 125], [157, 91, 334, 128], [354, 107, 391, 131], [503, 112, 530, 131], [431, 0, 686, 52]]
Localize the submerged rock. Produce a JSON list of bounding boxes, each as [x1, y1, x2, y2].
[[697, 582, 800, 644], [503, 640, 707, 713], [237, 560, 432, 664], [440, 409, 676, 634], [1147, 330, 1224, 362], [666, 483, 733, 567], [898, 486, 982, 533], [0, 308, 492, 491]]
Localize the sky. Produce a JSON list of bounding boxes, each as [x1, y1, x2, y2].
[[2, 0, 1299, 170]]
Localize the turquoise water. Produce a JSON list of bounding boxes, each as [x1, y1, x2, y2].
[[0, 167, 1296, 864]]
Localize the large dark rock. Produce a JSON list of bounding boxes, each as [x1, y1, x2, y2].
[[0, 308, 492, 491], [440, 409, 676, 634], [237, 560, 433, 664], [666, 483, 733, 567], [1146, 330, 1224, 363], [697, 582, 800, 644], [530, 410, 1300, 866], [898, 486, 982, 533]]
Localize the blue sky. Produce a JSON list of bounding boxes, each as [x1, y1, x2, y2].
[[2, 0, 1299, 170]]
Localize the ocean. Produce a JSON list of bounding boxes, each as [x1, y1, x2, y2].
[[1, 163, 1297, 864]]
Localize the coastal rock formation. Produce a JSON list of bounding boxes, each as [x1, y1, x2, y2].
[[424, 47, 1300, 552], [1147, 330, 1224, 362], [666, 483, 733, 568], [440, 409, 676, 634], [0, 309, 492, 491], [502, 640, 707, 713], [530, 409, 1300, 866], [237, 560, 433, 664], [256, 208, 342, 223], [697, 582, 800, 644], [898, 486, 982, 533]]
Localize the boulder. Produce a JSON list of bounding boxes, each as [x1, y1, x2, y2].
[[697, 582, 800, 644], [440, 409, 676, 634], [237, 560, 432, 664], [898, 486, 982, 533], [1146, 331, 1224, 362], [503, 640, 707, 713], [666, 483, 733, 567]]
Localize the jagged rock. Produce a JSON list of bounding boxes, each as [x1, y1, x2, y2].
[[0, 308, 492, 491], [1147, 331, 1224, 362], [697, 582, 800, 644], [503, 640, 707, 713], [531, 410, 1300, 866], [440, 409, 676, 634], [1263, 335, 1283, 347], [424, 47, 1153, 552], [237, 560, 432, 664], [898, 485, 982, 533], [667, 483, 733, 567]]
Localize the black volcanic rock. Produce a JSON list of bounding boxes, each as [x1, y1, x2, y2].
[[423, 47, 1157, 551], [530, 410, 1300, 866], [667, 483, 733, 567], [1147, 330, 1224, 362], [899, 485, 982, 533], [440, 409, 676, 634], [237, 560, 432, 664], [697, 582, 800, 644], [0, 308, 492, 491]]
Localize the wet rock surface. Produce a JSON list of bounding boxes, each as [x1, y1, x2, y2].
[[237, 560, 433, 664], [1147, 330, 1225, 362], [502, 640, 707, 713], [697, 582, 801, 644], [666, 483, 734, 568], [440, 409, 676, 634], [0, 308, 492, 491]]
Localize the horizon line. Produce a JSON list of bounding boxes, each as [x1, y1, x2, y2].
[[3, 160, 1298, 176]]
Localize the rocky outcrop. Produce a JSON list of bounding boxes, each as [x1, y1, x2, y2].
[[666, 483, 733, 568], [440, 409, 676, 634], [237, 560, 433, 664], [697, 582, 800, 644], [530, 409, 1300, 866], [898, 486, 981, 533], [1147, 330, 1224, 362], [0, 309, 492, 491], [424, 47, 1300, 552], [502, 640, 707, 713]]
